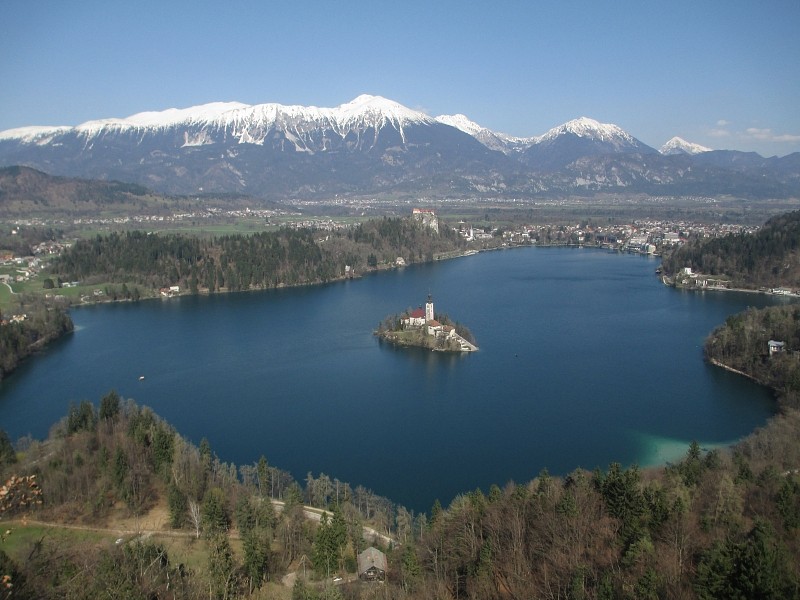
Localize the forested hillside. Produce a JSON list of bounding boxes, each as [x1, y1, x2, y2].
[[2, 388, 800, 599], [0, 166, 154, 218], [47, 218, 466, 293], [0, 395, 400, 599], [705, 304, 800, 411], [0, 300, 73, 380], [662, 210, 800, 288], [0, 166, 260, 218]]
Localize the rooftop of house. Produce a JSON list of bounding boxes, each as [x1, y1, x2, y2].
[[357, 547, 387, 573]]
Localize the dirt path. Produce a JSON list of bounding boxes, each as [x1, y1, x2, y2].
[[8, 516, 195, 540], [10, 499, 396, 588]]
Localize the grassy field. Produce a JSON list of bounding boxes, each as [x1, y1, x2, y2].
[[0, 519, 292, 599], [0, 277, 156, 313], [1, 521, 111, 559], [0, 281, 13, 307], [1, 519, 213, 575]]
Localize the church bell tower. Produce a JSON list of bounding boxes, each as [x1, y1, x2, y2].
[[425, 294, 434, 322]]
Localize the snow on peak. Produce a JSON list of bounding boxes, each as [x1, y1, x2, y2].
[[537, 117, 636, 145], [0, 96, 436, 145], [435, 114, 536, 153], [124, 102, 250, 127], [0, 125, 71, 144], [659, 136, 712, 155], [435, 114, 485, 136], [334, 95, 433, 127]]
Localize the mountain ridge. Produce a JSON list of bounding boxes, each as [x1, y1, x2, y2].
[[1, 95, 798, 200]]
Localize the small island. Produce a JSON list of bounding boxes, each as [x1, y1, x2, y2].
[[375, 294, 478, 352]]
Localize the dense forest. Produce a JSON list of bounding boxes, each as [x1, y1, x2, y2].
[[0, 298, 73, 380], [47, 218, 467, 293], [2, 382, 800, 598], [662, 210, 800, 288]]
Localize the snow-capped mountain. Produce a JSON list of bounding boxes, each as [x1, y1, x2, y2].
[[0, 96, 797, 199], [659, 136, 712, 156], [533, 117, 643, 149], [0, 95, 441, 153], [435, 114, 534, 154], [521, 117, 657, 171], [0, 95, 504, 197]]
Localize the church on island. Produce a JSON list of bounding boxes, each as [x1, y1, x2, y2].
[[399, 295, 478, 352]]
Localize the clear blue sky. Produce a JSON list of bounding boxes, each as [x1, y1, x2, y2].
[[2, 0, 798, 156]]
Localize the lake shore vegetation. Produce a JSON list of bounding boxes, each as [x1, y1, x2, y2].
[[45, 217, 471, 297], [704, 304, 800, 412], [4, 210, 800, 596], [0, 296, 73, 381], [2, 379, 799, 599], [662, 210, 800, 291]]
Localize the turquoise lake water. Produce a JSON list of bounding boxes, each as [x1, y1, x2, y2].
[[0, 247, 785, 512]]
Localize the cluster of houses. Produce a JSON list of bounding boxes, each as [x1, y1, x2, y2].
[[674, 267, 733, 290], [675, 267, 800, 297], [448, 216, 759, 256], [159, 285, 181, 298], [0, 255, 43, 284], [32, 240, 71, 255], [455, 221, 494, 242], [0, 313, 28, 325]]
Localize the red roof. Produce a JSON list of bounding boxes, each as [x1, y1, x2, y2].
[[409, 308, 425, 318]]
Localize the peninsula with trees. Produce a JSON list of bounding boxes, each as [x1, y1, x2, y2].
[[661, 210, 800, 293], [375, 295, 478, 352]]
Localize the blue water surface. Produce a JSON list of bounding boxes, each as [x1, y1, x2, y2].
[[0, 247, 783, 512]]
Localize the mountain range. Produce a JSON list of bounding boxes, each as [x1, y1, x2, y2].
[[1, 94, 798, 200]]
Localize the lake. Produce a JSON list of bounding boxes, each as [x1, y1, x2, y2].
[[0, 247, 785, 512]]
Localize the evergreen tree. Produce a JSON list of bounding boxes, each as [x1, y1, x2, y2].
[[98, 390, 120, 422], [257, 455, 270, 497], [0, 430, 16, 466], [167, 483, 187, 529], [207, 533, 237, 599], [313, 513, 338, 578], [202, 488, 230, 534]]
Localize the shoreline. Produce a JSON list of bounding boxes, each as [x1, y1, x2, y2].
[[55, 241, 629, 311], [0, 317, 74, 383], [706, 356, 767, 386], [661, 274, 799, 299], [6, 244, 797, 516]]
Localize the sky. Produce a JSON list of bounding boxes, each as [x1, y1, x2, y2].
[[1, 0, 799, 156]]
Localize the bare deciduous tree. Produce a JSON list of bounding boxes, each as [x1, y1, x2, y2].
[[188, 499, 202, 538]]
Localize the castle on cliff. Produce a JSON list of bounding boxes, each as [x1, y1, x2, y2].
[[412, 208, 439, 233]]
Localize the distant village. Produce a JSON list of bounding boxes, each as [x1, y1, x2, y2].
[[0, 208, 770, 319], [451, 215, 758, 256]]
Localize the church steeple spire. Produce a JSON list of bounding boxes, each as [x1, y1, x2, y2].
[[425, 294, 434, 322]]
